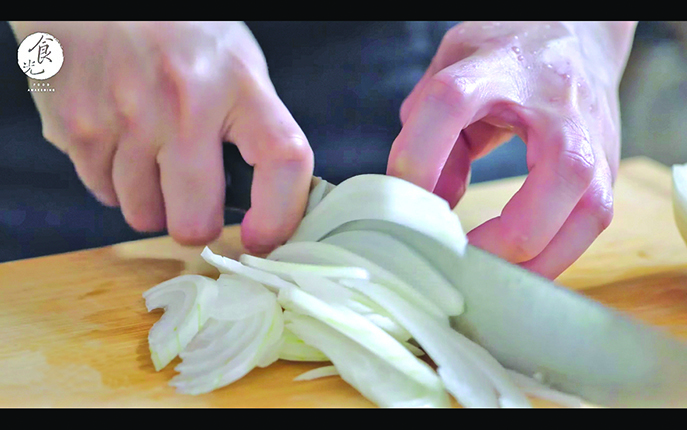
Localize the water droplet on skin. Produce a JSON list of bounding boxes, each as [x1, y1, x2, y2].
[[512, 46, 521, 54], [517, 55, 524, 61], [546, 63, 553, 69]]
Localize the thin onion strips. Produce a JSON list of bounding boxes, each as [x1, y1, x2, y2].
[[142, 174, 585, 408]]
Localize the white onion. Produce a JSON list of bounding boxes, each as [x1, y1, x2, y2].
[[141, 174, 584, 408], [293, 365, 339, 381], [239, 253, 371, 281], [286, 312, 450, 408], [322, 230, 465, 316], [143, 275, 218, 371], [277, 284, 446, 403]]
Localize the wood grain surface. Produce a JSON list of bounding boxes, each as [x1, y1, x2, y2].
[[1, 156, 686, 407]]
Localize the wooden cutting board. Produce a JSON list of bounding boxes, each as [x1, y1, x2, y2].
[[1, 156, 686, 408]]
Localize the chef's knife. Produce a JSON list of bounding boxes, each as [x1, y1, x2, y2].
[[328, 218, 687, 408], [222, 143, 687, 407]]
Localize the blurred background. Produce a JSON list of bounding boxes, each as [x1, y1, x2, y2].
[[1, 21, 686, 263]]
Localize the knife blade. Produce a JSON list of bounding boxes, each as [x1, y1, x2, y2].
[[222, 145, 687, 406], [447, 245, 687, 407], [323, 218, 687, 407]]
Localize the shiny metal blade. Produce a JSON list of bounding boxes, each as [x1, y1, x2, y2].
[[328, 219, 687, 407], [445, 245, 687, 407]]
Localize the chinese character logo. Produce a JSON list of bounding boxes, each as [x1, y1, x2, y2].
[[17, 32, 64, 80]]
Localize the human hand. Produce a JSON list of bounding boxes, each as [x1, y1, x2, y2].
[[10, 21, 313, 253], [387, 21, 637, 279]]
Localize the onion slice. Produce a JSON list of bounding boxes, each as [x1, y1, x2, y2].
[[143, 275, 218, 371], [171, 300, 283, 395], [239, 253, 371, 281], [277, 285, 447, 405], [279, 327, 330, 362], [201, 247, 297, 293], [211, 274, 276, 321], [294, 365, 339, 381], [322, 230, 465, 316], [286, 312, 450, 408], [268, 241, 449, 323], [506, 370, 584, 408], [340, 278, 531, 408], [290, 273, 412, 342], [288, 174, 467, 259]]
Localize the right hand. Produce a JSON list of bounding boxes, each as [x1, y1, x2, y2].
[[10, 21, 314, 253]]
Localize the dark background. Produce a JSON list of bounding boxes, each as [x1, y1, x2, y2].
[[3, 21, 672, 263]]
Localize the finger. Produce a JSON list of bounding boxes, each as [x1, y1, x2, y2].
[[400, 28, 479, 125], [37, 92, 120, 207], [432, 135, 471, 208], [67, 136, 119, 207], [109, 47, 167, 233], [466, 116, 596, 263], [157, 128, 225, 246], [400, 65, 435, 125], [520, 157, 613, 279], [432, 121, 516, 208], [225, 80, 314, 254], [112, 130, 166, 233], [388, 57, 515, 192]]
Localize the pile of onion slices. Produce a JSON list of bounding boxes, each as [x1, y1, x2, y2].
[[143, 175, 585, 408]]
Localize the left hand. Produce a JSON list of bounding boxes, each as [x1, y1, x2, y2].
[[387, 21, 637, 279]]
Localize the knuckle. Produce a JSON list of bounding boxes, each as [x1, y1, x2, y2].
[[263, 135, 314, 169], [558, 147, 595, 190], [579, 187, 614, 233], [423, 73, 475, 110], [502, 225, 539, 262], [57, 106, 111, 144], [41, 123, 65, 149]]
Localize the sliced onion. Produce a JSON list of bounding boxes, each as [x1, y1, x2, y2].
[[267, 241, 449, 324], [143, 274, 218, 371], [340, 278, 531, 408], [201, 247, 297, 293], [506, 370, 584, 408], [293, 365, 339, 381], [239, 253, 371, 281], [290, 273, 412, 342], [171, 300, 283, 395], [286, 312, 450, 408], [322, 230, 465, 316], [210, 274, 276, 321], [288, 174, 467, 259], [169, 275, 283, 395], [277, 285, 446, 403], [278, 327, 330, 362], [255, 301, 285, 368]]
